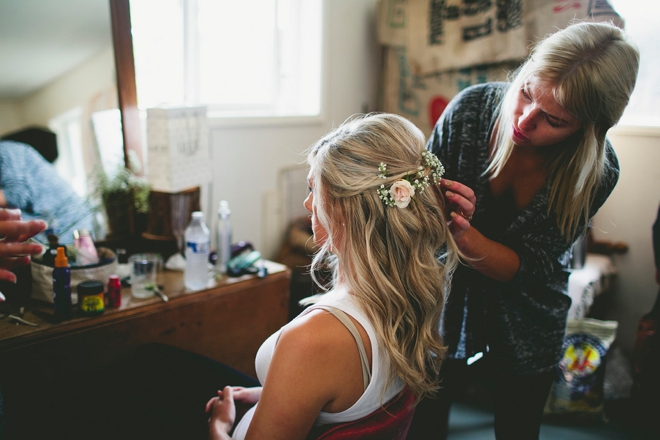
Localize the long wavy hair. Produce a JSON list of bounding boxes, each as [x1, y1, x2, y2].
[[486, 21, 639, 240], [305, 113, 460, 401]]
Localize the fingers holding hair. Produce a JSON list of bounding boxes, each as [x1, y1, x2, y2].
[[441, 179, 476, 220]]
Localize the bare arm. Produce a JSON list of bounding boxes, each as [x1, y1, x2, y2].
[[441, 179, 520, 282], [455, 226, 520, 282], [251, 311, 367, 439], [207, 310, 366, 440]]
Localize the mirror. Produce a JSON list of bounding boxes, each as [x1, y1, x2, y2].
[[109, 0, 143, 173], [0, 0, 141, 195]]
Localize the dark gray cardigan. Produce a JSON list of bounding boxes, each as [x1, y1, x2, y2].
[[427, 83, 620, 374]]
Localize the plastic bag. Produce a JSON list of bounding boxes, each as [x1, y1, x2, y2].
[[544, 318, 618, 415]]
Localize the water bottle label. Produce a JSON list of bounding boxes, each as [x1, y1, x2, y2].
[[186, 241, 210, 253]]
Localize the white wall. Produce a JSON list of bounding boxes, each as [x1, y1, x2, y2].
[[208, 0, 381, 258], [592, 126, 660, 355], [0, 46, 116, 137], [18, 46, 116, 127], [0, 102, 21, 135]]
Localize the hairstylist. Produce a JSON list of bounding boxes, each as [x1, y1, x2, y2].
[[408, 21, 640, 440]]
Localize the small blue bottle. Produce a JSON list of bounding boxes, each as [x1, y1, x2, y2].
[[53, 246, 72, 321]]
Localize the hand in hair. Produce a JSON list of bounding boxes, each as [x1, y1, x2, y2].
[[441, 178, 476, 243], [0, 208, 46, 283]]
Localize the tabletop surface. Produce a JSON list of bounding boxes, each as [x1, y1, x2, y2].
[[0, 260, 288, 347]]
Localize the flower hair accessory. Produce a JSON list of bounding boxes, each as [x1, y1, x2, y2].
[[376, 151, 445, 208]]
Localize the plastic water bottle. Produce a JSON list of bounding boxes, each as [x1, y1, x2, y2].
[[184, 211, 210, 290], [216, 200, 232, 274]]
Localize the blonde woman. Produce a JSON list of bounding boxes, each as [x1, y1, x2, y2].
[[408, 21, 640, 439], [207, 113, 459, 439]]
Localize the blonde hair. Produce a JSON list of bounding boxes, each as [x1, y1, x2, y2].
[[305, 113, 460, 401], [486, 21, 639, 240]]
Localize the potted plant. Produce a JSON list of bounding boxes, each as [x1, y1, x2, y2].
[[91, 166, 151, 238]]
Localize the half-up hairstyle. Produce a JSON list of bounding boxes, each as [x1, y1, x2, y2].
[[486, 21, 639, 240], [305, 113, 460, 402]]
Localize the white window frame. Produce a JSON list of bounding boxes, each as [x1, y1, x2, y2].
[[131, 0, 325, 125], [49, 107, 88, 197]]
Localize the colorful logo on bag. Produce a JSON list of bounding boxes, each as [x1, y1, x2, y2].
[[558, 333, 607, 382]]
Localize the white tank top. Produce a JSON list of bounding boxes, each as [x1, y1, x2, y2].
[[232, 287, 404, 439]]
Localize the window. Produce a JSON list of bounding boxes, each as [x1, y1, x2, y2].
[[608, 0, 660, 127], [50, 107, 87, 197], [130, 0, 322, 117]]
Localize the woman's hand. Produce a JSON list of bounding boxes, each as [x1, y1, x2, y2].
[[231, 386, 262, 405], [440, 180, 523, 281], [0, 209, 46, 283], [441, 179, 476, 244], [207, 386, 237, 440]]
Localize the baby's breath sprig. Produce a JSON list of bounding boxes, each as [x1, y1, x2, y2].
[[375, 151, 445, 208], [421, 150, 445, 184], [377, 184, 396, 207], [378, 162, 388, 179]]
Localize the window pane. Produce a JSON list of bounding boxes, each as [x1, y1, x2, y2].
[[131, 0, 321, 116], [198, 0, 278, 107], [609, 0, 660, 126], [131, 0, 185, 108]]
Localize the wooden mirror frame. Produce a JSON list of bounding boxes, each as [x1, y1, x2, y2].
[[109, 0, 143, 174]]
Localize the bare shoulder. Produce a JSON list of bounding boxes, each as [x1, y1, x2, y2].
[[273, 307, 371, 410], [246, 309, 367, 438], [276, 308, 359, 358]]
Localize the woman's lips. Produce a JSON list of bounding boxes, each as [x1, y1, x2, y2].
[[512, 125, 528, 142]]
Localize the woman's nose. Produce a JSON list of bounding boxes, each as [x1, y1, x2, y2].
[[518, 107, 536, 131]]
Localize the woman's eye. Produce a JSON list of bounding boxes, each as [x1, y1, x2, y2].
[[545, 116, 561, 128], [521, 88, 531, 100]]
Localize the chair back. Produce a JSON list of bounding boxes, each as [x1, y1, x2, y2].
[[307, 386, 416, 440]]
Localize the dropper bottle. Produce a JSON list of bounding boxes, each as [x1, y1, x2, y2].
[[53, 246, 72, 321]]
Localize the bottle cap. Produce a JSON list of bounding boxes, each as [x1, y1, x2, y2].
[[78, 280, 104, 295], [116, 248, 128, 264], [218, 200, 230, 214], [192, 211, 203, 219], [46, 233, 60, 247], [54, 246, 68, 268]]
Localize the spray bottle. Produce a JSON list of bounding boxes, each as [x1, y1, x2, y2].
[[216, 200, 232, 274], [53, 246, 72, 321]]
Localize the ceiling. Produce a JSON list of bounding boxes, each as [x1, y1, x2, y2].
[[0, 0, 113, 100]]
